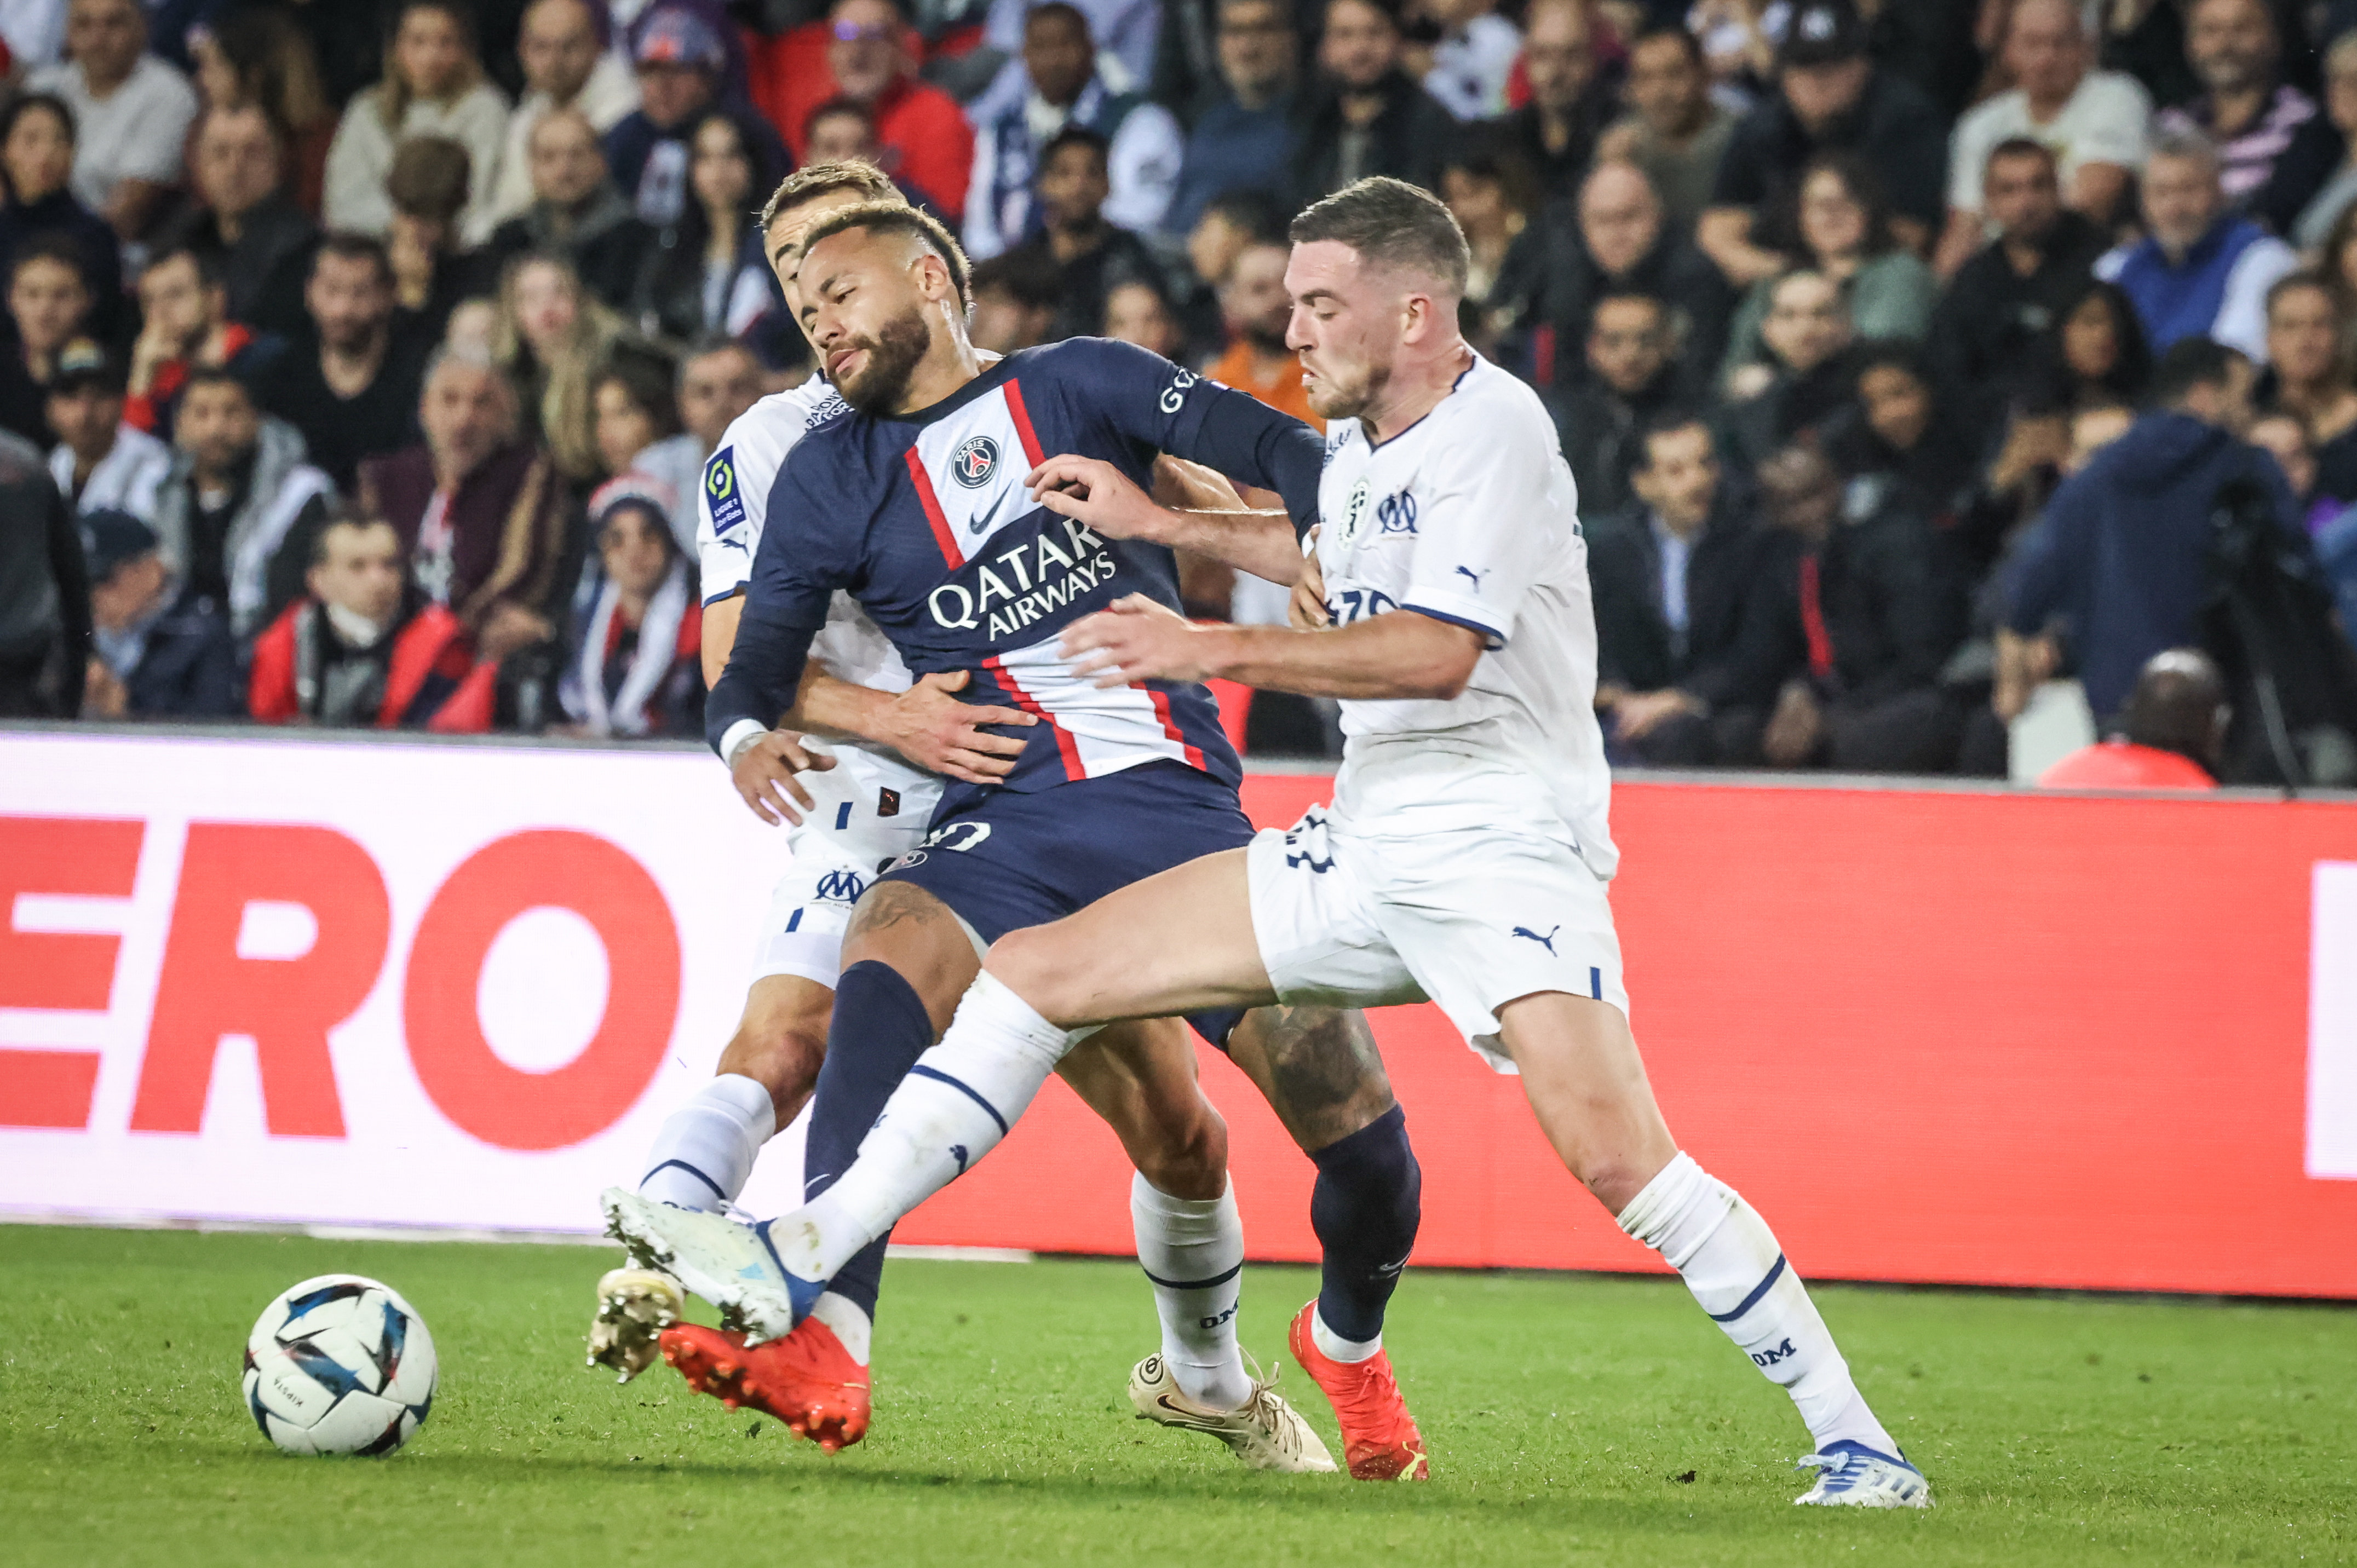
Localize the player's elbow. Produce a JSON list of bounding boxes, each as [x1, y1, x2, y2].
[[1400, 620, 1485, 699]]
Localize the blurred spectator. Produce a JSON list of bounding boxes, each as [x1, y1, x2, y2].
[[1103, 274, 1188, 354], [2247, 409, 2341, 531], [2002, 338, 2296, 723], [1936, 0, 2148, 275], [495, 250, 630, 486], [45, 338, 170, 520], [1440, 145, 1533, 342], [1698, 0, 1946, 289], [485, 109, 658, 314], [1503, 159, 1732, 393], [1166, 0, 1301, 235], [2095, 130, 2296, 363], [2033, 279, 2154, 410], [1829, 344, 1979, 517], [1720, 152, 1935, 385], [1553, 291, 1679, 520], [150, 366, 334, 637], [0, 239, 94, 445], [1927, 139, 2111, 430], [1205, 237, 1319, 426], [248, 512, 498, 730], [603, 7, 788, 232], [76, 508, 239, 718], [967, 1, 1183, 259], [632, 113, 785, 349], [0, 93, 122, 310], [1743, 441, 1964, 771], [1718, 268, 1857, 471], [164, 103, 320, 339], [967, 249, 1062, 351], [358, 347, 574, 660], [1007, 125, 1162, 342], [2038, 647, 2228, 788], [801, 0, 974, 221], [1595, 25, 1734, 237], [674, 337, 762, 457], [324, 0, 512, 243], [28, 0, 199, 241], [488, 0, 642, 228], [1414, 0, 1519, 122], [2297, 33, 2357, 249], [385, 136, 498, 344], [592, 348, 699, 540], [260, 233, 431, 495], [2259, 272, 2357, 506], [188, 4, 337, 218], [1291, 0, 1457, 207], [1585, 410, 1769, 766], [2155, 0, 2335, 236], [0, 426, 90, 716], [560, 476, 703, 736], [976, 0, 1163, 120], [124, 247, 273, 441], [1492, 0, 1611, 199]]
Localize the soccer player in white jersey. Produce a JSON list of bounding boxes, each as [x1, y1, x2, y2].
[[602, 177, 1933, 1508]]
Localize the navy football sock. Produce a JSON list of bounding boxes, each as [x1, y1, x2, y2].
[[801, 960, 936, 1322], [1307, 1104, 1422, 1344]]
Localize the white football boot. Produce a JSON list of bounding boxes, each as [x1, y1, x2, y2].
[[599, 1187, 819, 1345], [1793, 1440, 1934, 1508], [1129, 1352, 1339, 1474], [586, 1266, 685, 1382]]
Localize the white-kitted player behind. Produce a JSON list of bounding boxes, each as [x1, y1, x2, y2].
[[601, 176, 1933, 1509], [587, 163, 1039, 1379]]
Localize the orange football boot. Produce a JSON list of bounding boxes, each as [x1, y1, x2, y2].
[[658, 1319, 871, 1452], [1287, 1300, 1429, 1480]]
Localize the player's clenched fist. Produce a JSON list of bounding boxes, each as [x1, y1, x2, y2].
[[726, 729, 833, 826], [879, 670, 1037, 785], [1026, 454, 1174, 543], [1062, 593, 1212, 688], [1290, 527, 1330, 629]]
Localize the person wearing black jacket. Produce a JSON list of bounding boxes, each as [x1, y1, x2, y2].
[[162, 104, 320, 341], [1291, 0, 1458, 207], [0, 427, 89, 716], [483, 108, 659, 315], [76, 509, 240, 720], [1925, 139, 2110, 442], [1738, 443, 1969, 772], [1585, 411, 1768, 765], [1549, 291, 1684, 521]]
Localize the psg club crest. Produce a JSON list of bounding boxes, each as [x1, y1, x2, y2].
[[950, 434, 1001, 488]]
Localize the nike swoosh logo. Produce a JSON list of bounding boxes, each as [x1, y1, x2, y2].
[[967, 488, 1014, 535]]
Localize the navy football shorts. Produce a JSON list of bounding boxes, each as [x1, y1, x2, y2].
[[877, 760, 1252, 1048]]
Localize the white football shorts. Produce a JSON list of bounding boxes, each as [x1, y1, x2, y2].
[[751, 823, 926, 988], [1245, 803, 1629, 1073]]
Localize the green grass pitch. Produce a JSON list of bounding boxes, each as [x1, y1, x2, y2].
[[2, 1225, 2351, 1566]]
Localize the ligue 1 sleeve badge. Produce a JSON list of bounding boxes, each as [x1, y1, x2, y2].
[[951, 434, 1001, 488], [705, 446, 746, 534]]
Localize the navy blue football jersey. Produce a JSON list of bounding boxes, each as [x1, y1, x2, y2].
[[708, 337, 1325, 809]]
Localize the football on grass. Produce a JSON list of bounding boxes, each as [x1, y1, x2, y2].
[[243, 1274, 438, 1456]]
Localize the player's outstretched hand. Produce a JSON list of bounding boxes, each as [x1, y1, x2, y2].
[[1062, 593, 1210, 688], [1027, 454, 1173, 543], [881, 670, 1037, 784], [1290, 528, 1330, 630], [729, 729, 835, 827]]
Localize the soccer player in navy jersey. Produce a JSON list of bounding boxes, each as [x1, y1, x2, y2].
[[607, 197, 1430, 1479]]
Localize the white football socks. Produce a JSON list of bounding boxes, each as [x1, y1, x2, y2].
[[1131, 1173, 1251, 1410], [773, 973, 1092, 1284], [637, 1074, 776, 1211], [1618, 1152, 1899, 1456]]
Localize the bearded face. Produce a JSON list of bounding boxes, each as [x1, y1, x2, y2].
[[829, 303, 934, 413]]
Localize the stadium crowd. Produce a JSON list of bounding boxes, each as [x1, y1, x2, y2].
[[1, 0, 2355, 780]]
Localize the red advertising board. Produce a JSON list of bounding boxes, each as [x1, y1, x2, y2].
[[4, 733, 2353, 1297]]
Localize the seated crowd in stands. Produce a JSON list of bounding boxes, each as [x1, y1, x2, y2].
[[3, 0, 2356, 786]]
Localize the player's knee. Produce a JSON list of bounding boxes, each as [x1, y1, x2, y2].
[[1568, 1151, 1657, 1216], [980, 926, 1075, 1021]]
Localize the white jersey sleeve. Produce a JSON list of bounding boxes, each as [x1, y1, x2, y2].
[[1392, 388, 1574, 650], [697, 379, 850, 605]]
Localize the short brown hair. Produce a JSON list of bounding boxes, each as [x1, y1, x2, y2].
[[1288, 176, 1470, 298], [386, 134, 472, 223], [795, 199, 973, 308], [756, 160, 899, 231]]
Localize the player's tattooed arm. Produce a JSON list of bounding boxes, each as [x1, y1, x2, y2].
[[1063, 593, 1484, 700], [1026, 454, 1304, 586]]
